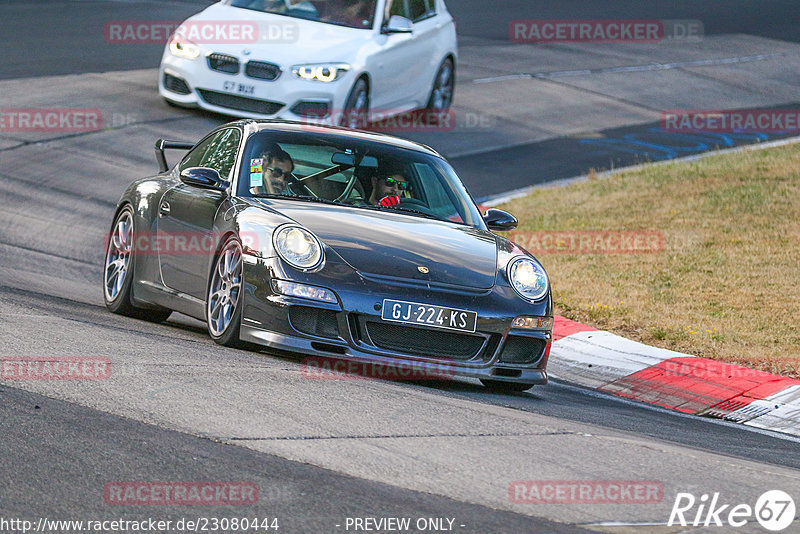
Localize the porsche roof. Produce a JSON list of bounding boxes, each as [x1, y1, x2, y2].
[[235, 119, 443, 158]]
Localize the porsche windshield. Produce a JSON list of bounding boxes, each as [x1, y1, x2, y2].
[[237, 131, 485, 228], [226, 0, 377, 30]]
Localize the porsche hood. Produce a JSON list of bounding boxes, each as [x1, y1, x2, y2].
[[266, 200, 499, 290]]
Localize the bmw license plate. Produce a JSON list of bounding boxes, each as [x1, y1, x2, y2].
[[222, 81, 255, 95], [382, 299, 478, 333]]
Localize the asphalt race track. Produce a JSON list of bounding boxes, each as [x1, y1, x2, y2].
[[4, 0, 799, 79], [1, 1, 799, 532]]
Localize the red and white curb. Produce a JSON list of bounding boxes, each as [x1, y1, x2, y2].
[[549, 316, 800, 437]]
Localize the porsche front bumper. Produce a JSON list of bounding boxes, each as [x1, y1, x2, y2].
[[240, 255, 551, 385]]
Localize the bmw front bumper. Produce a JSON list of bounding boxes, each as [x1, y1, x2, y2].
[[159, 53, 355, 121]]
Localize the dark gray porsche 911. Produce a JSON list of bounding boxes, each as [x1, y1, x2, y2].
[[103, 120, 552, 391]]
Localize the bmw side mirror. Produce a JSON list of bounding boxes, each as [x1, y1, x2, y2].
[[382, 15, 413, 34], [484, 208, 518, 231], [180, 167, 229, 192]]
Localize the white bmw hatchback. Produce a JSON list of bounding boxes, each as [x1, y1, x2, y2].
[[159, 0, 457, 127]]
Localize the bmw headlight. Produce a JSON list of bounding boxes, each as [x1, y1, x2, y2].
[[292, 63, 350, 82], [169, 35, 200, 60], [508, 257, 549, 301], [273, 226, 324, 270]]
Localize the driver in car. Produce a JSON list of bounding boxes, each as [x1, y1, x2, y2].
[[253, 145, 295, 195], [369, 170, 409, 207]]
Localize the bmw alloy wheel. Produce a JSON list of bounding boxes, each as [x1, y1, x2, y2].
[[428, 59, 455, 111], [341, 78, 370, 129]]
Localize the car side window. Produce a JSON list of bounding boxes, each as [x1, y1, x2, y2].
[[408, 0, 431, 22], [179, 135, 217, 171], [412, 162, 464, 223], [426, 0, 437, 16], [200, 129, 242, 179], [385, 0, 407, 21], [179, 129, 241, 179]]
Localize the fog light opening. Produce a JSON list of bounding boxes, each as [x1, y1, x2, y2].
[[290, 100, 331, 119], [272, 279, 337, 303], [512, 316, 553, 330]]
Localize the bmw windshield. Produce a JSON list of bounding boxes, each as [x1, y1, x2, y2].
[[237, 131, 486, 229], [226, 0, 378, 30]]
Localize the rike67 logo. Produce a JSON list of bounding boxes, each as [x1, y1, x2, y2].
[[669, 490, 796, 531]]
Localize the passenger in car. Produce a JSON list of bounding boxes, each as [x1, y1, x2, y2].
[[369, 168, 409, 206]]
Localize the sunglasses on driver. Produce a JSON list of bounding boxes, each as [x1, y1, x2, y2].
[[265, 167, 290, 178], [384, 177, 408, 189]]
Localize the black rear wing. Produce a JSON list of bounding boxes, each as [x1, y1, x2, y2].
[[155, 139, 194, 172]]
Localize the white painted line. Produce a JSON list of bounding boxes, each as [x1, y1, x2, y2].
[[472, 73, 534, 84], [586, 522, 669, 527], [474, 53, 785, 84], [481, 135, 800, 206]]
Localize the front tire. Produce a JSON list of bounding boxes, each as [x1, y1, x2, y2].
[[340, 78, 370, 129], [480, 379, 534, 393], [206, 237, 256, 349], [103, 206, 172, 322], [426, 58, 455, 111]]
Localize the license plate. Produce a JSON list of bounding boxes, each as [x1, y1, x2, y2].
[[381, 299, 478, 333], [222, 81, 255, 95]]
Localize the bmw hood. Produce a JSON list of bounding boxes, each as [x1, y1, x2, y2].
[[265, 200, 499, 290], [184, 3, 371, 62]]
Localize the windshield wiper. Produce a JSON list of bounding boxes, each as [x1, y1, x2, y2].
[[251, 194, 342, 206], [251, 194, 446, 222], [364, 204, 443, 221]]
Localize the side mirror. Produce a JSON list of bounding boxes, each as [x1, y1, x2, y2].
[[180, 167, 229, 192], [382, 15, 413, 34], [483, 208, 518, 231]]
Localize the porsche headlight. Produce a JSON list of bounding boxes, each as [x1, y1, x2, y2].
[[508, 257, 549, 301], [292, 63, 350, 82], [273, 226, 324, 270], [169, 35, 200, 60]]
